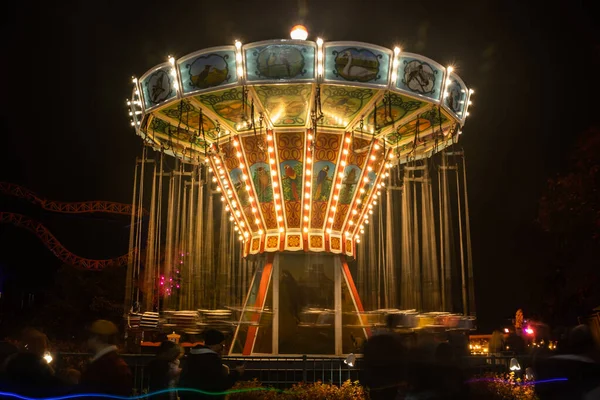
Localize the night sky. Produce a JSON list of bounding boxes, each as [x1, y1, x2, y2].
[[0, 0, 598, 332]]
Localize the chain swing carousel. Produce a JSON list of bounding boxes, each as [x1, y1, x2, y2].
[[125, 26, 476, 356]]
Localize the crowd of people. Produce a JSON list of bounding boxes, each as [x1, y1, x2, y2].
[[0, 320, 243, 399], [1, 318, 599, 399]]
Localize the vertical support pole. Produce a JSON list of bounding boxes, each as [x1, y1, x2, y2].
[[455, 161, 468, 316], [124, 162, 139, 316], [272, 254, 279, 355], [462, 154, 476, 316], [334, 256, 342, 356]]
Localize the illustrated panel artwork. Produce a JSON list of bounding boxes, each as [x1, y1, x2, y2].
[[255, 85, 312, 127], [148, 116, 210, 153], [196, 88, 245, 129], [241, 135, 274, 208], [385, 109, 448, 147], [310, 133, 341, 228], [245, 42, 315, 82], [277, 131, 304, 228], [320, 85, 375, 128], [395, 54, 445, 102], [324, 44, 391, 86], [157, 101, 221, 140], [363, 93, 425, 133], [141, 65, 177, 110], [220, 142, 259, 232], [178, 49, 237, 94], [443, 73, 468, 121]]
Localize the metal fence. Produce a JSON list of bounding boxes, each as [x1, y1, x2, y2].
[[54, 353, 527, 394]]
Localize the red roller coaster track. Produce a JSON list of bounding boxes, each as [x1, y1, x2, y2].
[[0, 212, 133, 270], [0, 182, 142, 270], [0, 182, 148, 216]]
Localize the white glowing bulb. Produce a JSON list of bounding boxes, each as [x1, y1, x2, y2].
[[303, 227, 308, 233], [331, 206, 336, 211], [367, 166, 373, 172], [345, 137, 351, 143], [275, 205, 281, 211], [236, 151, 242, 157], [237, 67, 243, 76], [229, 216, 234, 221], [304, 204, 310, 210], [258, 229, 264, 234], [245, 185, 251, 191], [336, 183, 341, 189], [373, 200, 377, 205], [236, 210, 241, 217], [343, 149, 348, 155], [212, 177, 217, 182], [469, 89, 475, 94], [227, 189, 233, 195], [356, 199, 362, 204], [268, 146, 273, 152], [305, 193, 310, 199], [447, 66, 454, 74], [252, 207, 257, 213], [290, 25, 308, 40], [308, 134, 313, 140], [270, 159, 275, 164], [374, 144, 380, 150], [341, 161, 347, 167], [273, 181, 278, 187], [267, 134, 273, 141], [363, 177, 369, 183], [243, 231, 249, 237], [306, 157, 312, 164], [239, 163, 245, 168], [277, 216, 283, 222], [255, 218, 260, 224], [240, 221, 245, 227], [352, 210, 358, 215], [360, 188, 365, 193], [271, 170, 276, 176], [326, 228, 332, 234], [317, 65, 323, 75], [279, 227, 284, 233], [238, 235, 243, 241], [349, 220, 354, 226], [274, 193, 280, 199], [333, 195, 339, 200], [316, 37, 323, 46], [328, 217, 334, 223], [234, 226, 239, 231], [235, 40, 242, 49], [306, 181, 311, 187], [217, 187, 222, 192], [338, 172, 344, 178], [370, 155, 376, 161], [306, 169, 311, 175], [225, 205, 230, 211], [304, 216, 309, 222]]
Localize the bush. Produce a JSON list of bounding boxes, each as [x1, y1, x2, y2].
[[469, 372, 539, 400], [227, 379, 369, 400]]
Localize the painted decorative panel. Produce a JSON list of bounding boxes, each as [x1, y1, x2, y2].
[[254, 85, 311, 127], [443, 73, 468, 121], [276, 131, 305, 228], [310, 133, 341, 228], [220, 142, 258, 232], [324, 43, 391, 87], [244, 41, 316, 83], [157, 101, 221, 140], [320, 85, 375, 128], [178, 47, 237, 94], [140, 64, 178, 110], [385, 108, 448, 147], [196, 88, 245, 129], [363, 93, 425, 133], [395, 53, 445, 102]]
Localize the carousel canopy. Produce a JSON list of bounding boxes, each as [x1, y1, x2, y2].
[[127, 38, 473, 256]]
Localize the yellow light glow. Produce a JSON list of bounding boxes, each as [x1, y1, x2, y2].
[[273, 181, 279, 187], [304, 216, 309, 222], [267, 134, 273, 141], [277, 216, 283, 222], [306, 182, 311, 187], [258, 229, 264, 234], [274, 193, 280, 199], [305, 193, 310, 199], [275, 204, 281, 211], [304, 204, 310, 210], [303, 227, 308, 233], [279, 227, 284, 233], [252, 207, 257, 213], [255, 218, 260, 224]]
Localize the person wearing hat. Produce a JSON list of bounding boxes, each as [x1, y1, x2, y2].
[[78, 319, 132, 396], [147, 340, 184, 400], [179, 329, 243, 400]]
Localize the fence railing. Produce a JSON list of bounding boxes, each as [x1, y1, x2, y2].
[[54, 353, 528, 393]]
